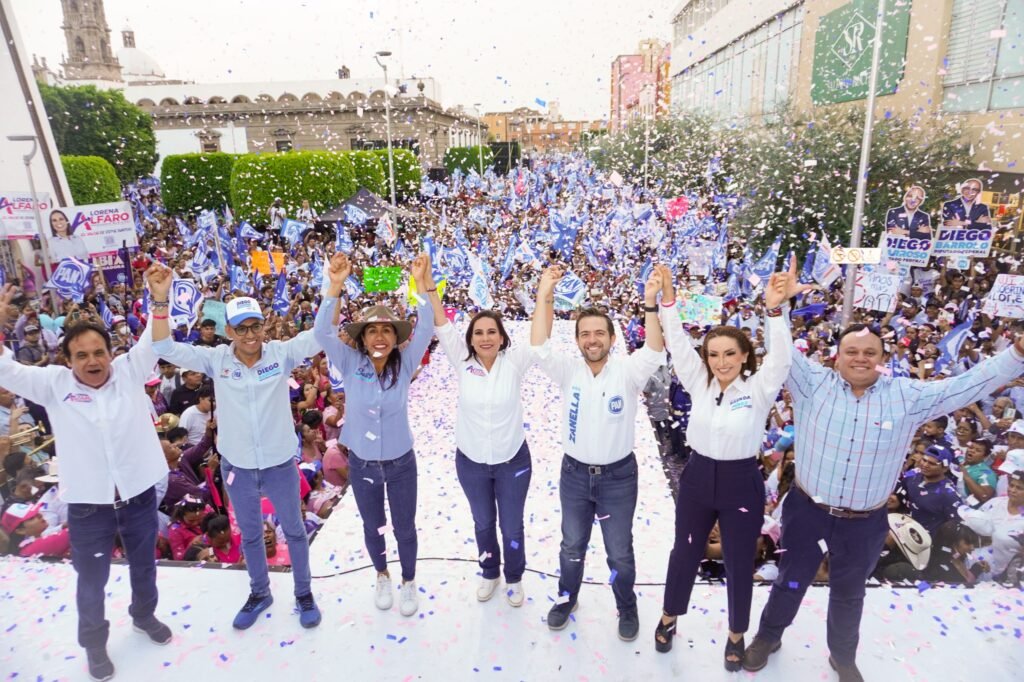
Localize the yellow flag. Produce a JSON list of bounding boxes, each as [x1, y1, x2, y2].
[[408, 276, 447, 306]]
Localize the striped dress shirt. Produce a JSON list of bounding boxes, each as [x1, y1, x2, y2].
[[787, 344, 1024, 511]]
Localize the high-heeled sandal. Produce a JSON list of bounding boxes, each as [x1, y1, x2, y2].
[[654, 615, 677, 653], [724, 635, 745, 672]]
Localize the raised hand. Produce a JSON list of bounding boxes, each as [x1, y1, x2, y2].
[[778, 253, 816, 302], [410, 252, 433, 289], [0, 285, 18, 330], [644, 266, 663, 306], [656, 264, 675, 301], [538, 265, 564, 296], [144, 263, 173, 300], [765, 272, 788, 310], [327, 252, 352, 285]]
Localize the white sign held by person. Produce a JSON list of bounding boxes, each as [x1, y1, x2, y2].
[[853, 269, 900, 313], [982, 275, 1024, 319], [0, 192, 52, 239], [45, 202, 139, 259]]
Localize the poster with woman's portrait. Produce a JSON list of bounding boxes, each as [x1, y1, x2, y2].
[[44, 202, 139, 262]]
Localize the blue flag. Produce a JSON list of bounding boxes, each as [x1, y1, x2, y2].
[[344, 204, 369, 225], [934, 314, 975, 374], [554, 270, 587, 310], [344, 274, 363, 299], [229, 265, 248, 293], [799, 247, 816, 284], [500, 234, 519, 282], [97, 298, 115, 328], [170, 278, 203, 328], [44, 258, 92, 303], [327, 361, 345, 392], [239, 221, 263, 241], [282, 219, 310, 247], [636, 257, 654, 297], [272, 271, 289, 315], [751, 234, 782, 283], [335, 222, 354, 255], [310, 251, 324, 289]]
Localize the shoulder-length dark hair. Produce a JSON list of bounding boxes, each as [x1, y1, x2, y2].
[[355, 328, 402, 390], [700, 326, 758, 386], [464, 311, 511, 362]]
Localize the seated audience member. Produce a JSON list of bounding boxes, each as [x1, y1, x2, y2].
[[960, 471, 1024, 581], [298, 412, 326, 463], [161, 422, 217, 511], [924, 523, 987, 585], [896, 444, 962, 533], [202, 513, 242, 564], [322, 439, 349, 489], [958, 438, 996, 506], [178, 387, 214, 445], [2, 501, 70, 558], [168, 496, 208, 561]]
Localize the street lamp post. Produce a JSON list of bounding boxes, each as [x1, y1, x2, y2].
[[840, 0, 887, 327], [374, 50, 398, 210], [473, 103, 484, 176], [7, 135, 58, 310]]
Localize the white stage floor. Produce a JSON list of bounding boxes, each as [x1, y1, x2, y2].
[[1, 322, 1021, 680]]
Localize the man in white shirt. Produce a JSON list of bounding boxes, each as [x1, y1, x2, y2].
[[0, 279, 171, 682], [268, 197, 286, 231], [178, 386, 214, 445], [531, 265, 666, 641]]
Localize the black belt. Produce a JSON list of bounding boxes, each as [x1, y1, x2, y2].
[[565, 452, 635, 476], [796, 483, 883, 519]]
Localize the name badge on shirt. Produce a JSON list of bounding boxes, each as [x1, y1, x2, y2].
[[466, 366, 486, 377], [62, 392, 92, 403], [256, 362, 282, 381], [729, 396, 752, 411]]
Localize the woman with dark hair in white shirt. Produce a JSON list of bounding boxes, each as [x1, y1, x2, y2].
[[417, 264, 535, 607], [653, 264, 792, 669]]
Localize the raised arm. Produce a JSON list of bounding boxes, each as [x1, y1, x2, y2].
[[0, 285, 60, 405], [655, 265, 706, 391], [144, 263, 173, 344], [912, 342, 1024, 423], [315, 253, 359, 370], [752, 264, 795, 400], [401, 255, 436, 368], [409, 252, 447, 328], [642, 266, 664, 353], [530, 265, 562, 347]]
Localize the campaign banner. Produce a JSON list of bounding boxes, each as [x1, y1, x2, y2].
[[92, 251, 132, 287], [45, 202, 139, 258], [0, 192, 51, 239], [881, 234, 932, 267], [676, 291, 723, 328], [853, 269, 900, 313], [982, 274, 1024, 319], [931, 226, 993, 258]]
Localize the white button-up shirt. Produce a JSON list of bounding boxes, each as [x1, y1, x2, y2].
[[152, 331, 321, 469], [661, 308, 792, 461], [533, 341, 664, 465], [435, 321, 533, 464], [0, 326, 166, 504]]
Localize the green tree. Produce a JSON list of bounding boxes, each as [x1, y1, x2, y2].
[[373, 149, 422, 200], [349, 151, 388, 197], [229, 151, 357, 224], [444, 146, 495, 175], [61, 155, 120, 204], [38, 83, 158, 184], [730, 108, 972, 254], [161, 153, 239, 215]]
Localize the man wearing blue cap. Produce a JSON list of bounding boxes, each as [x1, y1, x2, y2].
[[145, 264, 324, 631], [896, 444, 962, 534]]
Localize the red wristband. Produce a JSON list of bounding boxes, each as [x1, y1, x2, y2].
[[660, 299, 676, 308], [151, 314, 169, 320]]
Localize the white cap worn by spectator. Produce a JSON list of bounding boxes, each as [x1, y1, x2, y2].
[[225, 297, 264, 326], [1006, 420, 1024, 438]]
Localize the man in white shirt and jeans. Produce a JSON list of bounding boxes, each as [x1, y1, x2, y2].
[[0, 279, 171, 682], [531, 265, 666, 641]]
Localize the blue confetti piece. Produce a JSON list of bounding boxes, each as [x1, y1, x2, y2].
[[609, 569, 618, 584], [917, 580, 931, 593], [386, 634, 397, 640], [788, 581, 799, 589], [510, 540, 520, 549], [219, 654, 228, 662]]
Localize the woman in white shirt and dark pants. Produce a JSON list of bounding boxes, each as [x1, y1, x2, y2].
[[653, 264, 792, 669], [418, 265, 535, 607]]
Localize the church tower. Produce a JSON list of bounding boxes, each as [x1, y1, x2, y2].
[[59, 0, 122, 82]]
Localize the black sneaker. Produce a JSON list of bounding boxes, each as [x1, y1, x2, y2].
[[86, 647, 115, 681], [617, 607, 639, 641], [132, 616, 173, 645], [296, 593, 322, 629], [546, 598, 578, 630]]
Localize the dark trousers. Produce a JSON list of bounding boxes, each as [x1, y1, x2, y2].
[[456, 441, 532, 582], [67, 486, 159, 650], [558, 453, 639, 611], [348, 450, 418, 581], [662, 452, 765, 632], [756, 486, 889, 665]]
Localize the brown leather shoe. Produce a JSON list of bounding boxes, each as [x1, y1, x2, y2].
[[829, 655, 865, 682], [741, 636, 781, 672]]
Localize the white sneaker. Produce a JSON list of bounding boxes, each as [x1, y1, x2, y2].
[[399, 580, 419, 617], [477, 577, 500, 602], [505, 582, 525, 608], [374, 574, 393, 610]]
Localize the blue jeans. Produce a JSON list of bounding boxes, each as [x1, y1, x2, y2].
[[222, 457, 311, 598], [557, 453, 639, 611], [456, 441, 532, 582], [348, 450, 418, 581], [67, 486, 159, 649]]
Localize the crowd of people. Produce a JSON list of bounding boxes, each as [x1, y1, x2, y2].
[[0, 154, 1022, 681]]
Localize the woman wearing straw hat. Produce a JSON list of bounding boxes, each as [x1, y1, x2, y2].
[[314, 251, 434, 617], [416, 255, 535, 607]]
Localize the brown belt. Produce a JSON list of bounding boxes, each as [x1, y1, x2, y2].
[[796, 483, 884, 519]]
